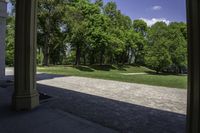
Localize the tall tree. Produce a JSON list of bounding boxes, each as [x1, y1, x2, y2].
[[38, 0, 67, 66], [145, 22, 172, 73], [133, 19, 148, 36], [132, 19, 148, 64], [65, 0, 101, 66], [167, 22, 187, 73]]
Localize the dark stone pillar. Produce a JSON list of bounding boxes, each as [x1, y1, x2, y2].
[[186, 0, 200, 132], [12, 0, 39, 110], [0, 0, 7, 79]]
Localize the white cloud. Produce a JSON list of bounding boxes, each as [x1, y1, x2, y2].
[[140, 18, 171, 27], [152, 6, 162, 11]]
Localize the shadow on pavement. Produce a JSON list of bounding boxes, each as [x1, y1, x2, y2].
[[0, 74, 186, 133], [38, 83, 186, 133]]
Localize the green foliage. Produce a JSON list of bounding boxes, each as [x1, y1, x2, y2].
[[145, 22, 170, 72], [167, 22, 187, 73], [145, 40, 172, 73], [145, 22, 187, 73], [133, 19, 148, 36], [37, 0, 68, 66], [6, 17, 15, 66]]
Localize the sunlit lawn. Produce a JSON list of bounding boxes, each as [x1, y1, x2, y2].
[[37, 65, 187, 89]]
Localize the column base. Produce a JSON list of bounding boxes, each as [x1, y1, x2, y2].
[[12, 92, 39, 111], [0, 70, 5, 80]]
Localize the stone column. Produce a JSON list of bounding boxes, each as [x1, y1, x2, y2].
[[186, 0, 200, 133], [12, 0, 39, 110], [0, 0, 7, 79]]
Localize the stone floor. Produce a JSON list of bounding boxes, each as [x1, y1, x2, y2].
[[0, 68, 187, 133], [0, 85, 117, 133]]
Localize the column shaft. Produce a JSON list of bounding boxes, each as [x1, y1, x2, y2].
[[186, 0, 200, 132], [0, 0, 7, 79], [13, 0, 39, 110]]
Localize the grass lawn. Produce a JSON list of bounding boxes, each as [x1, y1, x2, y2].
[[37, 65, 187, 89]]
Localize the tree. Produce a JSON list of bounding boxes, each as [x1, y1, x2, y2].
[[95, 0, 103, 8], [6, 16, 15, 66], [132, 19, 148, 64], [167, 22, 187, 73], [145, 22, 172, 73], [38, 0, 67, 66], [145, 39, 172, 73], [104, 2, 132, 64], [133, 19, 148, 36], [65, 0, 101, 66], [86, 14, 111, 65]]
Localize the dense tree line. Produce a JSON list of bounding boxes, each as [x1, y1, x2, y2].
[[6, 0, 187, 73]]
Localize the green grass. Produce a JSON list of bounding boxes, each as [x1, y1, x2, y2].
[[37, 65, 187, 89]]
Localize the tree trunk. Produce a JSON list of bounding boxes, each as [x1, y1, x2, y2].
[[83, 54, 86, 66], [100, 50, 104, 65], [122, 51, 128, 65], [156, 70, 159, 74], [178, 66, 182, 74], [128, 50, 132, 65], [75, 44, 81, 66], [156, 68, 160, 74], [43, 44, 49, 66], [109, 56, 113, 64], [43, 23, 50, 66], [90, 51, 95, 65]]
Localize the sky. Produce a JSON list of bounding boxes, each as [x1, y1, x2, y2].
[[7, 0, 186, 26], [102, 0, 186, 26]]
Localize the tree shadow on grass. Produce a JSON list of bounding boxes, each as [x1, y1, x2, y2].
[[115, 65, 127, 71], [145, 71, 186, 76], [89, 65, 132, 71], [90, 65, 117, 71], [75, 66, 94, 72], [115, 64, 148, 71]]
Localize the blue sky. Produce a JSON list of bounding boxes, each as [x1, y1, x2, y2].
[[102, 0, 186, 26], [8, 0, 186, 26]]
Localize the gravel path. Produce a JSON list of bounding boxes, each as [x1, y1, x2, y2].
[[37, 74, 187, 114]]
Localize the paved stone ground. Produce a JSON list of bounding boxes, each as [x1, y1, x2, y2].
[[1, 68, 187, 133], [5, 67, 14, 76], [0, 85, 117, 133]]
